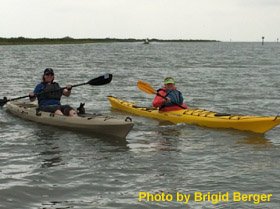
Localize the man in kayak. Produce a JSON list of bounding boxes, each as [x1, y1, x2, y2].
[[152, 77, 188, 111], [29, 68, 77, 116]]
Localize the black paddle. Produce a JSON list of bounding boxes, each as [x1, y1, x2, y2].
[[0, 73, 113, 107]]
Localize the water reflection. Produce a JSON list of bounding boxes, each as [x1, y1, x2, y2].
[[41, 201, 71, 209], [157, 123, 182, 138], [0, 120, 8, 129], [34, 129, 63, 168], [83, 134, 130, 153], [151, 123, 184, 151], [40, 151, 62, 168], [236, 134, 272, 146]]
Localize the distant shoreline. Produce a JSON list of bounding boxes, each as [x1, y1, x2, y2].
[[0, 37, 219, 45]]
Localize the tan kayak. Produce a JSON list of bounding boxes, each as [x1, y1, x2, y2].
[[6, 101, 134, 139]]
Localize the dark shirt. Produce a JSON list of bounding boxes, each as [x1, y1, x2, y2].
[[33, 83, 61, 107]]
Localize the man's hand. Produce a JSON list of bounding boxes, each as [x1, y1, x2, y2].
[[165, 97, 171, 103], [29, 92, 36, 101], [66, 85, 72, 91]]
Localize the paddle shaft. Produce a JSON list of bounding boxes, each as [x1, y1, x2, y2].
[[70, 81, 89, 88], [0, 85, 79, 106], [0, 74, 112, 106]]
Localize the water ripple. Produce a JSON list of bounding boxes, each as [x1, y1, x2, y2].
[[0, 42, 279, 208]]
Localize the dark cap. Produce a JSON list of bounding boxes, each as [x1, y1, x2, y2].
[[44, 68, 54, 75]]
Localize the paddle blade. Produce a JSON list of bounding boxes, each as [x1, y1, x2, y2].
[[137, 80, 157, 95], [88, 73, 113, 86], [0, 97, 8, 107]]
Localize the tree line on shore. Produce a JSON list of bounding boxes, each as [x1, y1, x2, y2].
[[0, 36, 219, 45]]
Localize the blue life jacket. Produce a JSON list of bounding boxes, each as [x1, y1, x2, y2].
[[157, 88, 183, 107], [35, 82, 63, 107]]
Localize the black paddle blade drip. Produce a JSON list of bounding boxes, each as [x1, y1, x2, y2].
[[0, 97, 8, 107], [88, 74, 113, 86]]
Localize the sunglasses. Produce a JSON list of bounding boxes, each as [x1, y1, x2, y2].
[[44, 73, 54, 76]]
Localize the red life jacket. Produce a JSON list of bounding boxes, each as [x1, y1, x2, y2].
[[152, 87, 188, 112]]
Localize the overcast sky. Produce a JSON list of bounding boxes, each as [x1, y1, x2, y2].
[[1, 0, 279, 42]]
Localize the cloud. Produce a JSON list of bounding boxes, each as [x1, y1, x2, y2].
[[0, 0, 279, 41]]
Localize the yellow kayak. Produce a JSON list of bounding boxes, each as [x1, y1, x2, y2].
[[108, 96, 280, 134]]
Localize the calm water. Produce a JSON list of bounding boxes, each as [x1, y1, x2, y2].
[[0, 42, 279, 209]]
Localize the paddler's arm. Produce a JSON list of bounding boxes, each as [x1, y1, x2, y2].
[[29, 84, 42, 102], [152, 90, 169, 107]]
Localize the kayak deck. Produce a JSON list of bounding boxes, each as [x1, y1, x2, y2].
[[6, 101, 134, 139], [108, 96, 280, 134]]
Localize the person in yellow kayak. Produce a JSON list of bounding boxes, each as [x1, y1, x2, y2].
[[152, 77, 188, 111], [29, 68, 77, 116]]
